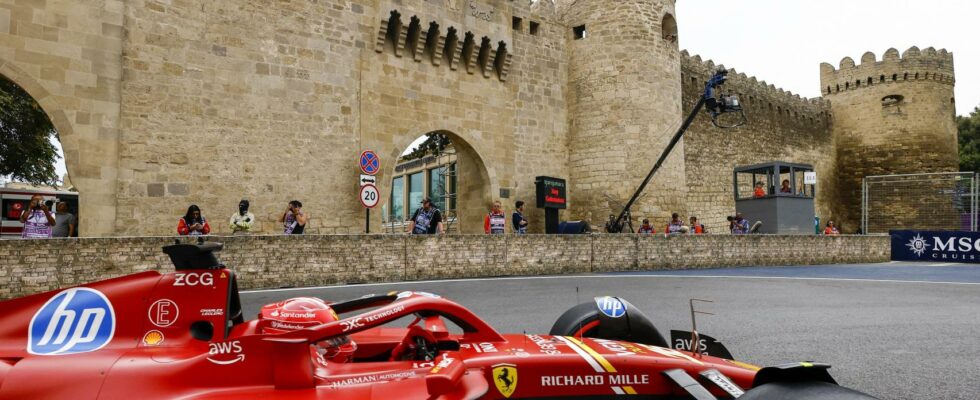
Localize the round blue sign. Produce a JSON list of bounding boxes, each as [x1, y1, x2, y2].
[[359, 151, 380, 175]]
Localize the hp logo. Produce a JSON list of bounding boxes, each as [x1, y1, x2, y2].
[[28, 288, 116, 355], [596, 296, 627, 318]]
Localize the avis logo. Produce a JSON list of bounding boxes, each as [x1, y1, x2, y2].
[[207, 340, 245, 365], [595, 296, 626, 318], [28, 288, 116, 355]]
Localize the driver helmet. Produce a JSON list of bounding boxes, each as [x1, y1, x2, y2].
[[258, 297, 356, 363]]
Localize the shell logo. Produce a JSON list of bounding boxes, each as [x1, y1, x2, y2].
[[142, 330, 165, 346]]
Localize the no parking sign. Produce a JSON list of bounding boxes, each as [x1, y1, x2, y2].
[[359, 151, 381, 175]]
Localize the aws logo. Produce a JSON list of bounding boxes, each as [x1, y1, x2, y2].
[[207, 340, 245, 365], [28, 288, 116, 355]]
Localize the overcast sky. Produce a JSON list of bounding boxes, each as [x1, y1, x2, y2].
[[676, 0, 977, 117]]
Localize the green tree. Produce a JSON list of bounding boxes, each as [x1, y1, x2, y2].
[[959, 106, 980, 172], [0, 75, 60, 185], [402, 132, 451, 161]]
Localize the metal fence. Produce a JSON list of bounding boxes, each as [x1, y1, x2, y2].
[[862, 172, 977, 234]]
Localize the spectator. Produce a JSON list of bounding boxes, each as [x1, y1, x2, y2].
[[408, 198, 444, 235], [19, 194, 55, 238], [512, 200, 528, 234], [229, 199, 255, 235], [637, 218, 655, 234], [484, 201, 506, 234], [605, 214, 627, 233], [665, 213, 684, 234], [51, 202, 77, 238], [281, 200, 308, 235], [753, 181, 766, 198], [824, 221, 840, 236], [689, 216, 706, 234], [732, 213, 750, 234], [177, 204, 211, 236], [780, 179, 792, 194]]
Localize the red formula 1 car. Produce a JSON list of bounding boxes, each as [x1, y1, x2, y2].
[[0, 242, 877, 399]]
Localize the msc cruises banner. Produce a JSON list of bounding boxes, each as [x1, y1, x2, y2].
[[891, 230, 980, 263]]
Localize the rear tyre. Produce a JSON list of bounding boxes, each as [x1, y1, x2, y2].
[[740, 381, 878, 399]]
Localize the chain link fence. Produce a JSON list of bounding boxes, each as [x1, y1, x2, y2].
[[862, 172, 977, 234]]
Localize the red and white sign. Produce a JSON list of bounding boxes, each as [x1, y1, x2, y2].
[[360, 184, 380, 209]]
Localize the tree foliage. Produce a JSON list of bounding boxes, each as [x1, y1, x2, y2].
[[0, 76, 60, 185], [959, 106, 980, 172], [402, 132, 451, 161]]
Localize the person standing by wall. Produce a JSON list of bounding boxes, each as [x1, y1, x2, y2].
[[484, 201, 506, 234], [512, 200, 528, 234], [281, 200, 308, 235], [637, 219, 655, 234], [824, 221, 840, 236], [732, 213, 750, 234], [689, 216, 706, 234], [407, 198, 443, 235], [229, 199, 255, 235], [177, 205, 211, 236], [19, 194, 55, 239], [665, 213, 684, 234], [51, 202, 77, 238]]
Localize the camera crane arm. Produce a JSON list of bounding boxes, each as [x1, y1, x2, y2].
[[611, 69, 740, 231]]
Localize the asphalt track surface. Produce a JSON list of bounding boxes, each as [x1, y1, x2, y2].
[[240, 262, 980, 399]]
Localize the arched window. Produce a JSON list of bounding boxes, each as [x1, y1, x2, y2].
[[867, 77, 873, 86], [826, 86, 831, 94], [835, 84, 840, 92], [903, 72, 908, 80], [661, 13, 678, 45], [879, 75, 885, 83], [892, 74, 897, 81]]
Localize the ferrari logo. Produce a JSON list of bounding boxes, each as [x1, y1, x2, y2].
[[492, 363, 518, 398]]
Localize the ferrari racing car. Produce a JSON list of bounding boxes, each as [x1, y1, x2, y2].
[[0, 242, 878, 399]]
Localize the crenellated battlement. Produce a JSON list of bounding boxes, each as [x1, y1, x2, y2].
[[820, 46, 954, 95], [681, 50, 831, 126]]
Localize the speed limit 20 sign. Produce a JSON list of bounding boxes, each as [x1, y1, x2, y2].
[[359, 184, 380, 209]]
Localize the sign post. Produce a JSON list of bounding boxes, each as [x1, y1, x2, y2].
[[359, 151, 381, 234], [535, 176, 567, 234]]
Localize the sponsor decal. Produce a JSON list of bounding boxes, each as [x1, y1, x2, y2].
[[593, 338, 645, 357], [326, 371, 417, 388], [595, 296, 626, 318], [540, 374, 649, 387], [701, 369, 745, 397], [219, 271, 227, 279], [270, 321, 306, 330], [527, 334, 563, 355], [892, 230, 980, 263], [173, 272, 213, 287], [142, 330, 164, 346], [341, 305, 404, 332], [269, 310, 315, 319], [492, 363, 518, 398], [430, 353, 455, 373], [472, 342, 498, 353], [148, 299, 179, 327], [207, 340, 244, 365], [28, 288, 116, 355], [200, 308, 223, 317], [638, 343, 704, 366]]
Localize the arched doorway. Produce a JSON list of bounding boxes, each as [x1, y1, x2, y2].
[[0, 73, 78, 237], [383, 131, 492, 234]]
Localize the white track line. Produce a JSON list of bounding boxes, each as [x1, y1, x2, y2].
[[239, 272, 980, 294]]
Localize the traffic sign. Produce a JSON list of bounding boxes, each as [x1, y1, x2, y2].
[[359, 151, 381, 175], [359, 184, 380, 208], [359, 174, 377, 187]]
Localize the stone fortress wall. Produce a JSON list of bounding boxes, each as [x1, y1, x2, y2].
[[0, 0, 958, 236]]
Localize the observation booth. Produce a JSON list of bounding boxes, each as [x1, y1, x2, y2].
[[733, 162, 816, 234]]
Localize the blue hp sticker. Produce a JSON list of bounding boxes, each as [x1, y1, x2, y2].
[[28, 287, 116, 355], [595, 296, 626, 318]]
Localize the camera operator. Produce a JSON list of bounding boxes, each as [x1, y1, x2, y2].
[[19, 194, 55, 238]]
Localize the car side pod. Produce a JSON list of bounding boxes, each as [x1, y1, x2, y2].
[[739, 363, 879, 399]]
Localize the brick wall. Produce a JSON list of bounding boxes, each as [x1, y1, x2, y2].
[[0, 234, 889, 300]]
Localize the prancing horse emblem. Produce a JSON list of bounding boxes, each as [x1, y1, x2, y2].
[[492, 363, 518, 398]]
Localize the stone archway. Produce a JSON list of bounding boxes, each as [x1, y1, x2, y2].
[[384, 130, 494, 234]]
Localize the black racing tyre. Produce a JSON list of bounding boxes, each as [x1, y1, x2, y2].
[[549, 299, 669, 348], [740, 381, 878, 400]]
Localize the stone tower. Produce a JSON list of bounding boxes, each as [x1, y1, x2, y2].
[[821, 47, 957, 232], [561, 0, 686, 227]]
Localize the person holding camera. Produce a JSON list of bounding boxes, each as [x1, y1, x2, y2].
[[281, 200, 308, 234], [177, 204, 211, 236], [229, 199, 255, 235], [19, 194, 55, 238]]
